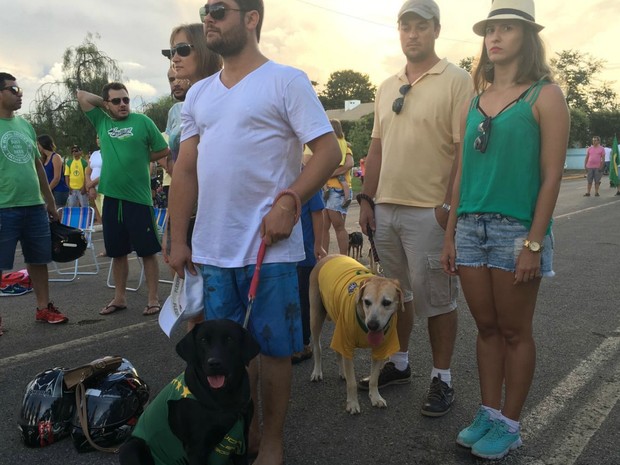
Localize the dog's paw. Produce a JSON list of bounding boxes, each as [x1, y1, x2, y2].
[[310, 371, 323, 382], [369, 393, 387, 408], [346, 399, 361, 414]]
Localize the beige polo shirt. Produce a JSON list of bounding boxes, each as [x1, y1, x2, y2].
[[372, 58, 473, 207]]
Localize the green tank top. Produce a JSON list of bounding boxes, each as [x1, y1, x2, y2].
[[458, 81, 550, 231]]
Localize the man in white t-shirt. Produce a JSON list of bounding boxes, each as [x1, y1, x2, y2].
[[85, 135, 104, 224], [604, 145, 611, 175], [167, 2, 341, 464]]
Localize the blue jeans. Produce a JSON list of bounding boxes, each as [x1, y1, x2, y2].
[[0, 205, 51, 269]]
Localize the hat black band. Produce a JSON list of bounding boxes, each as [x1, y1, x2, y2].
[[488, 8, 535, 22]]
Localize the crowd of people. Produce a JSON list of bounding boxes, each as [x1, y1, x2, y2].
[[0, 0, 575, 462]]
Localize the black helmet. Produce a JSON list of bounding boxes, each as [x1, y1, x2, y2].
[[71, 360, 149, 452], [18, 367, 75, 447]]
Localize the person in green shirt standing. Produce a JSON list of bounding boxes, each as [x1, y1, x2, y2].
[[77, 83, 169, 317], [0, 72, 69, 326]]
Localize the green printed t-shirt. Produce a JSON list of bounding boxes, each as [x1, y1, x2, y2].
[[0, 116, 44, 208], [85, 107, 168, 206]]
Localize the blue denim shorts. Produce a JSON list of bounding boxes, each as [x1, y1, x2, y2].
[[325, 188, 349, 215], [455, 213, 554, 277], [199, 262, 302, 357], [0, 205, 52, 269]]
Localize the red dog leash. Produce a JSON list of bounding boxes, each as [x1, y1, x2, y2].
[[244, 240, 267, 329]]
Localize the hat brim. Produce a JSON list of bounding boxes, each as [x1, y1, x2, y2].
[[159, 271, 204, 337], [473, 16, 544, 36]]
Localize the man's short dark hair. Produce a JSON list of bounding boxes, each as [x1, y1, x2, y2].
[[235, 0, 264, 42], [0, 72, 16, 89], [101, 82, 128, 101]]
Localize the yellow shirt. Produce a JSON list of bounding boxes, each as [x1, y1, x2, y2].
[[65, 158, 87, 190], [317, 256, 399, 360], [371, 59, 473, 207], [326, 138, 351, 189]]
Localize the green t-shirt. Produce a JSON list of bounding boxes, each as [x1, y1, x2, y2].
[[0, 116, 44, 208], [85, 107, 168, 206]]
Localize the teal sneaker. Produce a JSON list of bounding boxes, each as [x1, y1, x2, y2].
[[456, 407, 493, 448], [471, 419, 522, 460]]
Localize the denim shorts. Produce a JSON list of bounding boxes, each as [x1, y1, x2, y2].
[[325, 188, 349, 215], [455, 213, 554, 277], [199, 262, 302, 357], [0, 205, 52, 269]]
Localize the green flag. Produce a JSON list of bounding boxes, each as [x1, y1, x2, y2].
[[610, 134, 620, 188]]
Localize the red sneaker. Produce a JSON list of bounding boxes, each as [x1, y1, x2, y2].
[[36, 302, 69, 324]]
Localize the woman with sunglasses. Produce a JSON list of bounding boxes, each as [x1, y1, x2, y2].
[[37, 134, 69, 207], [441, 0, 569, 460]]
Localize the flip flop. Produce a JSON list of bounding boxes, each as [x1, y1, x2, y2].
[[143, 305, 161, 316], [99, 304, 127, 315]]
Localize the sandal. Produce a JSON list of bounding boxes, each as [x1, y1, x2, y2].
[[99, 303, 127, 315], [291, 345, 313, 364], [143, 305, 161, 316]]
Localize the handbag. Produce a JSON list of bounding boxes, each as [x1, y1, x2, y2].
[[50, 221, 87, 263], [63, 356, 123, 390]]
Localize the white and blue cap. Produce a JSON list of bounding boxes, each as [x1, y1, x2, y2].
[[398, 0, 440, 22], [159, 269, 204, 337]]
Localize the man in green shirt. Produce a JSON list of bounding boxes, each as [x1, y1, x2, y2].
[[77, 83, 169, 317], [0, 72, 69, 326]]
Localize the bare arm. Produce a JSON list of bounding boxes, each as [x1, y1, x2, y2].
[[150, 148, 170, 162], [331, 152, 354, 176], [49, 154, 62, 190], [168, 136, 199, 278], [76, 90, 104, 112], [35, 158, 59, 221], [358, 137, 382, 235], [311, 209, 326, 261]]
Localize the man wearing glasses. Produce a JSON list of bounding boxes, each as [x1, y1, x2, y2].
[[167, 2, 341, 464], [77, 83, 169, 317], [0, 72, 69, 324], [357, 0, 473, 417], [65, 144, 89, 208]]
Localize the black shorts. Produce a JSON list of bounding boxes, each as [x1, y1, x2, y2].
[[102, 197, 161, 258]]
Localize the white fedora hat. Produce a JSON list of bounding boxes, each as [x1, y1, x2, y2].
[[473, 0, 544, 36]]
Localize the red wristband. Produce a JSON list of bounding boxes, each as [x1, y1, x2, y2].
[[274, 189, 301, 224]]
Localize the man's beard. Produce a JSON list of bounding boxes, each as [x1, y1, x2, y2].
[[207, 24, 248, 58]]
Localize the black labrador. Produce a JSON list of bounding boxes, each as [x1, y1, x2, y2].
[[119, 319, 261, 465]]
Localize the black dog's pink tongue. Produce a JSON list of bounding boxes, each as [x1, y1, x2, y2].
[[207, 375, 225, 389]]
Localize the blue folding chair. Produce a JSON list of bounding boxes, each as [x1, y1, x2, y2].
[[50, 207, 99, 282], [106, 207, 169, 291]]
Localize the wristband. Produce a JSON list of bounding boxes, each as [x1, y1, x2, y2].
[[274, 189, 301, 224], [441, 203, 451, 212], [356, 193, 375, 209]]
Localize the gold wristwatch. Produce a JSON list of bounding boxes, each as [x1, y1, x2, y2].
[[523, 239, 542, 253]]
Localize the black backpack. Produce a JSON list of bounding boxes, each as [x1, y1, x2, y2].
[[50, 221, 87, 263]]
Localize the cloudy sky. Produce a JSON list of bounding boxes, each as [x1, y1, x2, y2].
[[2, 0, 619, 114]]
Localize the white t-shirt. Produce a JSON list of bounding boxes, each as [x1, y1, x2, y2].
[[89, 150, 103, 191], [604, 147, 611, 162], [181, 60, 332, 267]]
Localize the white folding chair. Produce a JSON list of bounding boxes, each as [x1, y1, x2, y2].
[[50, 207, 99, 282], [106, 207, 169, 291]]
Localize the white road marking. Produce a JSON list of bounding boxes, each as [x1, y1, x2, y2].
[[555, 202, 619, 220]]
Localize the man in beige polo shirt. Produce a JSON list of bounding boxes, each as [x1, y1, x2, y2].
[[358, 0, 472, 417]]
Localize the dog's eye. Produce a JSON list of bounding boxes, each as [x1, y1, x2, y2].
[[382, 299, 392, 307], [363, 299, 372, 307], [199, 336, 211, 345]]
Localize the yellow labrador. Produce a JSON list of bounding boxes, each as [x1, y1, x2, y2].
[[309, 254, 404, 414]]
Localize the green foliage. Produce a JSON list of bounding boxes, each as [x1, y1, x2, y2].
[[318, 70, 376, 110], [346, 113, 374, 163], [142, 95, 175, 132], [589, 111, 620, 146], [27, 33, 123, 154], [458, 56, 475, 74], [568, 107, 589, 148]]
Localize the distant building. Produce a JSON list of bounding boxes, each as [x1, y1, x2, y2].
[[325, 100, 374, 122]]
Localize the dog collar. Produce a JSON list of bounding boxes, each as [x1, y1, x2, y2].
[[355, 309, 394, 335]]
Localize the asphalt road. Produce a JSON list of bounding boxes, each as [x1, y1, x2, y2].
[[1, 176, 619, 465]]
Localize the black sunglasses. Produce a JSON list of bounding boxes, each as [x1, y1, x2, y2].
[[392, 84, 412, 115], [106, 97, 130, 105], [474, 116, 492, 153], [161, 43, 194, 60], [199, 3, 247, 22], [0, 85, 23, 96]]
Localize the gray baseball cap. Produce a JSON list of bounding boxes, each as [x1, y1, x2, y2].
[[398, 0, 440, 22]]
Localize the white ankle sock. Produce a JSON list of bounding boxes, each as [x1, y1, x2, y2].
[[389, 352, 409, 371], [499, 414, 520, 433], [431, 367, 452, 387], [481, 405, 502, 420]]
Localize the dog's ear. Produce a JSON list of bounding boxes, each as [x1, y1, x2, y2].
[[356, 280, 368, 313], [241, 329, 261, 366], [390, 279, 405, 312], [176, 324, 201, 364]]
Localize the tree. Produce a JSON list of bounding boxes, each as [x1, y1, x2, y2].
[[27, 34, 123, 154], [318, 70, 376, 110], [458, 56, 475, 74], [346, 113, 374, 163], [142, 95, 175, 132]]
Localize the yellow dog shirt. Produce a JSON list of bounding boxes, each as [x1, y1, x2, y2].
[[318, 256, 399, 360]]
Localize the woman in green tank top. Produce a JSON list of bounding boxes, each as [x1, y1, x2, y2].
[[440, 0, 570, 460]]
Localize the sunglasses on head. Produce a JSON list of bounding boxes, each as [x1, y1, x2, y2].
[[106, 97, 130, 105], [161, 43, 194, 60], [199, 3, 247, 22], [0, 85, 23, 96], [71, 148, 81, 153], [474, 116, 492, 153], [392, 84, 412, 115]]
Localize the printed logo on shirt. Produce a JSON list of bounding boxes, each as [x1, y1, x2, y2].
[[108, 127, 134, 140], [0, 130, 35, 164]]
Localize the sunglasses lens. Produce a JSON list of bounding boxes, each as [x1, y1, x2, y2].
[[392, 98, 403, 115], [162, 49, 172, 59], [200, 5, 226, 21], [110, 97, 130, 105], [177, 45, 192, 57]]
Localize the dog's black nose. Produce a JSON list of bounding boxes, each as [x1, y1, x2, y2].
[[367, 320, 380, 331], [207, 357, 222, 370]]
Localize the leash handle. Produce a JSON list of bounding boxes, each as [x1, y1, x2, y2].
[[244, 240, 267, 329]]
